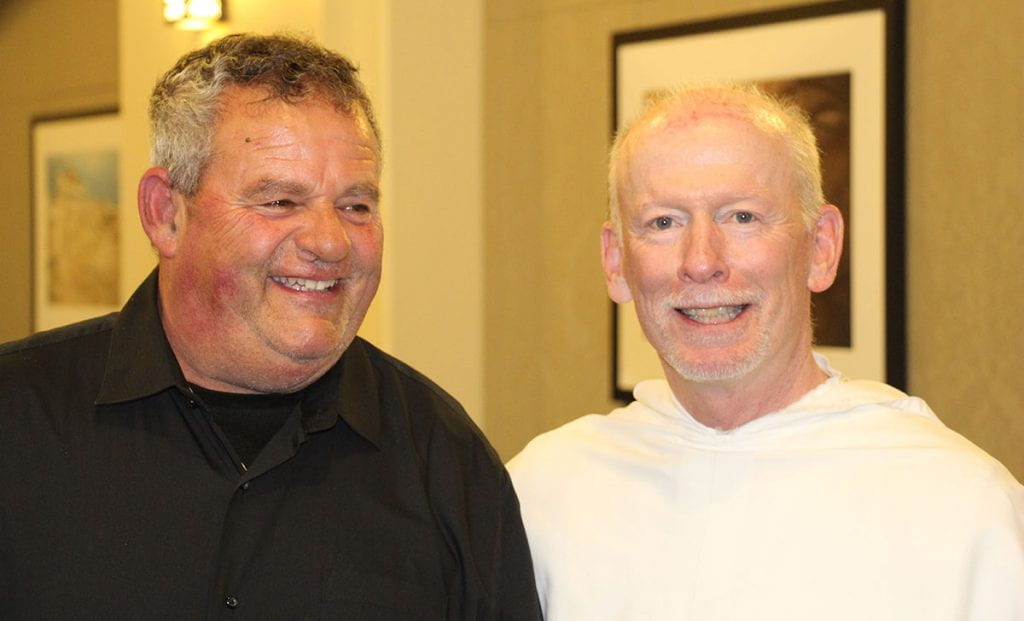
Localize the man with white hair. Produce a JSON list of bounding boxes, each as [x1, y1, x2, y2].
[[509, 84, 1024, 619]]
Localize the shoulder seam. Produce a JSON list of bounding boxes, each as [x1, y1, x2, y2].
[[0, 314, 118, 358], [360, 338, 468, 417]]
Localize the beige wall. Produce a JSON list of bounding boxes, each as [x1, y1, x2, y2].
[[377, 0, 487, 423], [482, 0, 1024, 482], [906, 0, 1024, 478], [0, 0, 118, 341]]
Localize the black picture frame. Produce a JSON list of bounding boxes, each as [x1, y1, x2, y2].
[[610, 0, 906, 401]]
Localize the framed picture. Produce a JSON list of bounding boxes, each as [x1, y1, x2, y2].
[[32, 111, 122, 332], [611, 0, 905, 400]]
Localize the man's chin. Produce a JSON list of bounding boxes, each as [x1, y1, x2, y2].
[[265, 317, 351, 353], [664, 350, 762, 384], [242, 346, 345, 393], [275, 336, 348, 365]]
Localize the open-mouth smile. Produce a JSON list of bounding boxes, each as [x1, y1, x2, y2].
[[676, 304, 748, 325], [271, 276, 339, 292]]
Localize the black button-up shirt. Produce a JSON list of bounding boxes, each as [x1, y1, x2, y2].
[[0, 271, 541, 620]]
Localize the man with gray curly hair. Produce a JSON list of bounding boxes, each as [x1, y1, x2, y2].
[[0, 33, 541, 619], [509, 83, 1024, 619]]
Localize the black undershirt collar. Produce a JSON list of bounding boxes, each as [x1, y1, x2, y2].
[[189, 384, 303, 468]]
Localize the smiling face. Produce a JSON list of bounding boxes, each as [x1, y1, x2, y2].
[[152, 85, 382, 393], [603, 111, 840, 396]]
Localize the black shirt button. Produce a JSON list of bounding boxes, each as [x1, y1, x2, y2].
[[225, 595, 239, 609], [241, 481, 250, 491], [187, 399, 198, 408]]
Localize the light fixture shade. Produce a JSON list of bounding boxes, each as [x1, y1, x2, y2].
[[163, 0, 224, 30]]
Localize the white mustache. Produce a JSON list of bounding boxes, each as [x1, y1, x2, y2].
[[667, 290, 760, 309]]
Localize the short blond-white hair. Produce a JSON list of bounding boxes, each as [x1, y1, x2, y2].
[[608, 82, 824, 237]]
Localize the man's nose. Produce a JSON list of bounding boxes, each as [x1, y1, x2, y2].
[[678, 217, 728, 283], [295, 203, 350, 263]]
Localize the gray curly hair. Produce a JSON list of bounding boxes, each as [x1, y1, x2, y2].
[[149, 33, 379, 196]]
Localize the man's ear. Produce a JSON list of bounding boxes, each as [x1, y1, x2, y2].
[[138, 167, 184, 258], [807, 204, 844, 293], [601, 222, 633, 304]]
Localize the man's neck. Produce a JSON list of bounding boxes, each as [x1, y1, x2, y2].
[[172, 341, 338, 394], [665, 352, 828, 431]]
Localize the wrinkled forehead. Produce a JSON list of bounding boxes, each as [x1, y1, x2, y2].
[[215, 84, 381, 153], [611, 111, 806, 233]]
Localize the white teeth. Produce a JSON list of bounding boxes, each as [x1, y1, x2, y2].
[[272, 276, 339, 292], [680, 305, 744, 324]]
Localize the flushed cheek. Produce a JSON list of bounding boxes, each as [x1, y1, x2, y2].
[[205, 235, 285, 300], [208, 265, 250, 310], [181, 230, 263, 313], [173, 262, 205, 312], [169, 261, 231, 340]]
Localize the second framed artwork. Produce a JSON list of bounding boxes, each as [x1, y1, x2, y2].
[[32, 111, 122, 332], [611, 0, 905, 400]]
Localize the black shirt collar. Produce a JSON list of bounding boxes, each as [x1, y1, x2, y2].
[[94, 268, 381, 447], [95, 269, 184, 404], [299, 337, 382, 446]]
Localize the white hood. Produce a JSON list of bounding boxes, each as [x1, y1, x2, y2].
[[623, 353, 953, 451]]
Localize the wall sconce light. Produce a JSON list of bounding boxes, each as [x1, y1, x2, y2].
[[163, 0, 225, 30]]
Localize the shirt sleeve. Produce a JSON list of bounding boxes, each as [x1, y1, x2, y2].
[[490, 470, 544, 620], [414, 389, 542, 620]]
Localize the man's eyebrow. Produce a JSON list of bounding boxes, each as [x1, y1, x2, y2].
[[342, 182, 381, 203], [239, 179, 380, 203], [240, 178, 311, 199]]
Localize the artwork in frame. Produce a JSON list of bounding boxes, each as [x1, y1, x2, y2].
[[611, 0, 905, 401], [32, 111, 121, 332]]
